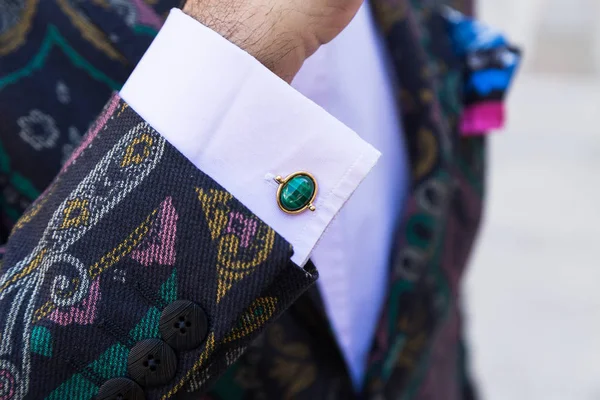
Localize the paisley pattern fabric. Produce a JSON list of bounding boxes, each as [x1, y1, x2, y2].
[[0, 1, 519, 399], [0, 0, 180, 238], [0, 95, 311, 400]]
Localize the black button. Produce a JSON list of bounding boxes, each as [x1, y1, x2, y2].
[[97, 377, 145, 400], [159, 300, 208, 351], [127, 339, 177, 387]]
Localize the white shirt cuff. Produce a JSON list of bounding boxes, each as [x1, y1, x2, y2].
[[119, 8, 381, 266]]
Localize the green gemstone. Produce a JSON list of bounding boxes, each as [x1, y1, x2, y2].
[[279, 174, 316, 212]]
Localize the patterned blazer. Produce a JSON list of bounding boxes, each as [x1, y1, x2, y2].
[[0, 1, 519, 399]]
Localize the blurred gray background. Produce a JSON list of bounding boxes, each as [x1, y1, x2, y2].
[[464, 0, 600, 399]]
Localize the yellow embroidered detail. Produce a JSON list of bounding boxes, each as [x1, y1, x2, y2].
[[270, 358, 316, 400], [91, 0, 110, 7], [419, 89, 434, 104], [60, 198, 91, 229], [267, 324, 316, 399], [399, 89, 416, 113], [196, 187, 276, 303], [371, 0, 407, 33], [56, 0, 125, 62], [32, 300, 55, 325], [396, 331, 427, 368], [413, 128, 437, 180], [117, 102, 129, 117], [195, 188, 232, 240], [52, 277, 81, 304], [215, 229, 275, 303], [223, 297, 277, 343], [87, 208, 157, 280], [216, 228, 275, 272], [32, 208, 157, 323], [11, 193, 49, 234], [0, 249, 46, 293], [0, 0, 39, 55], [121, 134, 154, 168], [394, 301, 430, 369], [162, 332, 216, 399]]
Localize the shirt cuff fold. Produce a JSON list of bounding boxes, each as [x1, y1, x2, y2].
[[120, 8, 381, 266]]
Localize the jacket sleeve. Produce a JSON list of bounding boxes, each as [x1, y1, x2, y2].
[[0, 94, 318, 400]]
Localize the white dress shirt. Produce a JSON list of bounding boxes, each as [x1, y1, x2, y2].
[[120, 3, 408, 387]]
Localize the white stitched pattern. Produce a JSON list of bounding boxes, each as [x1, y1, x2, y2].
[[0, 120, 166, 399]]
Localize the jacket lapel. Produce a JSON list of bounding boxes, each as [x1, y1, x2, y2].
[[364, 0, 480, 397]]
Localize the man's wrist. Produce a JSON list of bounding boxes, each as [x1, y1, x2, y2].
[[182, 0, 306, 82]]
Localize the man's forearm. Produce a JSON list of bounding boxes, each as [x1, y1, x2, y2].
[[182, 0, 304, 81], [182, 0, 363, 82]]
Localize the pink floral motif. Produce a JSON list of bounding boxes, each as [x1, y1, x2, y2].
[[225, 212, 258, 248], [47, 279, 101, 326], [131, 197, 178, 266], [0, 368, 16, 400], [131, 0, 164, 30]]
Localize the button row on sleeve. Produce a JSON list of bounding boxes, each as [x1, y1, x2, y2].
[[96, 300, 209, 400]]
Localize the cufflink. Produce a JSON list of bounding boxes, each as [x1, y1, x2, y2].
[[274, 172, 318, 214]]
